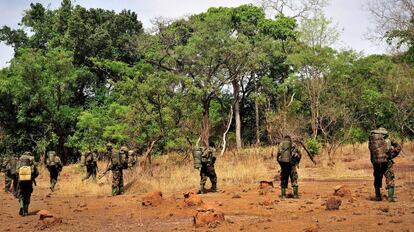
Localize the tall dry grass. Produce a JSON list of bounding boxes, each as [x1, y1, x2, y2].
[[43, 142, 412, 196]]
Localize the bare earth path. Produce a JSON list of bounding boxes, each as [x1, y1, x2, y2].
[[1, 161, 413, 231]]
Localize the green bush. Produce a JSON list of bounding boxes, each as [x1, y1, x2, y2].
[[305, 138, 321, 156]]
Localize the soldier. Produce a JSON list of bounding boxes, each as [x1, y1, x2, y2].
[[17, 152, 39, 216], [45, 151, 63, 192], [277, 135, 302, 199], [3, 154, 19, 197], [82, 150, 98, 181], [128, 150, 136, 169], [369, 127, 401, 202], [102, 145, 128, 196], [198, 142, 218, 194]]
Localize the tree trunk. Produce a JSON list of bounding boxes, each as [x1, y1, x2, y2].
[[254, 77, 260, 146], [201, 98, 211, 147], [142, 139, 158, 176], [232, 80, 242, 149], [221, 106, 233, 156]]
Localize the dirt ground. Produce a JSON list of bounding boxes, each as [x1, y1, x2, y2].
[[1, 151, 413, 232]]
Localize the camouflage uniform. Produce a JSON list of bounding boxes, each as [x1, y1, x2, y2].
[[46, 151, 63, 192], [3, 156, 18, 197], [199, 145, 217, 194], [82, 151, 98, 181], [277, 136, 301, 199], [369, 128, 401, 202], [106, 145, 128, 196], [17, 152, 39, 216]]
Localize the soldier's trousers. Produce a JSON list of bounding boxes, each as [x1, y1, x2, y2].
[[83, 165, 97, 181], [112, 168, 124, 196], [48, 167, 59, 190], [373, 161, 394, 189], [4, 173, 18, 195], [279, 162, 298, 188], [200, 165, 217, 187], [18, 181, 33, 213]]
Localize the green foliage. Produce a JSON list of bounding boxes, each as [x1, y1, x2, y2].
[[305, 138, 321, 156], [0, 0, 413, 160]]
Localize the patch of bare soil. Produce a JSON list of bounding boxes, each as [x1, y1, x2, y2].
[[1, 154, 413, 232]]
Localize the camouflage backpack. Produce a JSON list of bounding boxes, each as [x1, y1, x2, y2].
[[18, 155, 34, 182], [46, 151, 57, 167], [192, 147, 203, 169], [277, 139, 293, 163], [8, 156, 18, 175], [369, 128, 391, 163], [111, 146, 129, 169]]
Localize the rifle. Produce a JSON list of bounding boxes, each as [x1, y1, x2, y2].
[[98, 167, 111, 180], [293, 139, 317, 165]]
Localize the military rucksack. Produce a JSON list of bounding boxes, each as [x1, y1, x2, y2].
[[369, 132, 390, 163], [8, 157, 17, 175], [111, 148, 128, 169], [277, 140, 293, 163], [18, 156, 33, 182], [192, 147, 203, 169], [46, 151, 57, 167]]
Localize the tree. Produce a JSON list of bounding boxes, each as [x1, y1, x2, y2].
[[288, 11, 339, 139], [0, 48, 91, 161]]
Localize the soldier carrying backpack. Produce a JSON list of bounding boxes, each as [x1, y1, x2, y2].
[[276, 135, 302, 199], [45, 151, 63, 192], [3, 154, 19, 197], [82, 150, 98, 181], [101, 145, 129, 196], [194, 141, 218, 194], [17, 152, 39, 216], [368, 127, 401, 202]]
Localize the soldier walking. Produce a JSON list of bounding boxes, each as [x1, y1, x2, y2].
[[3, 154, 19, 197], [82, 150, 98, 181], [276, 135, 302, 199], [46, 151, 63, 192], [17, 152, 39, 216], [102, 144, 129, 196], [369, 128, 401, 202], [194, 142, 218, 194]]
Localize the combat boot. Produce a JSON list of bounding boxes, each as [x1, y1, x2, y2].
[[24, 205, 29, 216], [111, 187, 117, 196], [293, 186, 299, 199], [19, 200, 24, 216], [211, 183, 217, 193], [375, 187, 382, 201], [280, 188, 286, 199], [199, 184, 205, 194], [387, 187, 396, 202]]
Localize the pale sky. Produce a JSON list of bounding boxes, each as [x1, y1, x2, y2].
[[0, 0, 385, 68]]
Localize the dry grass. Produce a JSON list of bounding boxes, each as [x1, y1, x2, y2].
[[38, 142, 412, 196]]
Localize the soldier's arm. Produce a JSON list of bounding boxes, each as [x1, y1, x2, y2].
[[389, 140, 401, 159]]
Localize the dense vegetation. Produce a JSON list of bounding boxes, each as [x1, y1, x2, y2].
[[0, 0, 413, 162]]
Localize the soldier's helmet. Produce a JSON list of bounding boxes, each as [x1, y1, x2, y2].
[[128, 150, 134, 156], [106, 143, 113, 149], [371, 127, 389, 139], [48, 151, 56, 155], [120, 146, 128, 152], [372, 127, 388, 135], [22, 151, 32, 157]]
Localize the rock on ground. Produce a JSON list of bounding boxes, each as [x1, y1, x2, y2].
[[37, 209, 63, 230], [193, 208, 225, 227], [333, 185, 352, 198], [142, 191, 163, 206], [183, 192, 204, 207], [326, 196, 342, 210]]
